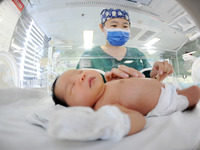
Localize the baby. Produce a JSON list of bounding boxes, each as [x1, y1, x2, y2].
[[52, 69, 200, 136]]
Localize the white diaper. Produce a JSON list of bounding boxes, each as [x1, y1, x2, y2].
[[147, 83, 189, 117]]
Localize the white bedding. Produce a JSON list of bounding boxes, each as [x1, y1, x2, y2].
[[0, 87, 200, 150]]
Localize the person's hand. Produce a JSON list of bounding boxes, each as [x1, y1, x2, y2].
[[105, 65, 145, 82], [150, 61, 174, 81]]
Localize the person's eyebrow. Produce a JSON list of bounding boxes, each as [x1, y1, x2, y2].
[[123, 22, 129, 25], [110, 20, 129, 25]]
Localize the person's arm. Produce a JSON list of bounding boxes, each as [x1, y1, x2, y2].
[[112, 104, 146, 136]]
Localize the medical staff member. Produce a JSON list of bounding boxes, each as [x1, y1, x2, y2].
[[76, 8, 173, 81]]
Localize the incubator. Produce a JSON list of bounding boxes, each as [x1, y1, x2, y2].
[[0, 0, 200, 90], [1, 1, 200, 150], [0, 51, 19, 88]]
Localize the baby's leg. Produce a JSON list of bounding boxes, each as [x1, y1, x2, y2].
[[177, 85, 200, 109]]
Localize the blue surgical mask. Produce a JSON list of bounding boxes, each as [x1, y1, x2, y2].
[[105, 28, 130, 46]]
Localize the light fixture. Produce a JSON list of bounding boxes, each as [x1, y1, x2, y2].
[[147, 49, 157, 55], [189, 32, 200, 41], [83, 30, 93, 49], [144, 38, 160, 47], [182, 51, 196, 56], [182, 51, 196, 61]]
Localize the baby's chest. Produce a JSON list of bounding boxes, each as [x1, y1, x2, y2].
[[108, 81, 141, 102]]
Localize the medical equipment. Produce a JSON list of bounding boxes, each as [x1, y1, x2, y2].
[[1, 0, 200, 149], [0, 51, 19, 88]]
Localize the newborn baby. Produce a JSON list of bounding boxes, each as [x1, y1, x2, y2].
[[52, 69, 200, 136]]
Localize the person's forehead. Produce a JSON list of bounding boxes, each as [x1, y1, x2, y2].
[[107, 18, 129, 24]]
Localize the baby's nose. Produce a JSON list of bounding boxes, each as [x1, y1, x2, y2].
[[79, 73, 86, 82]]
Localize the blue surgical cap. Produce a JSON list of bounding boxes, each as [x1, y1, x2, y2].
[[100, 8, 130, 24]]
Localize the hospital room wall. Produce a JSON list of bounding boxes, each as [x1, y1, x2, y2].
[[9, 11, 49, 88]]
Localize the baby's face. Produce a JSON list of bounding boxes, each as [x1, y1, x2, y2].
[[55, 69, 105, 107]]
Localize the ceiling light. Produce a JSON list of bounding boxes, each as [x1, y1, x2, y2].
[[83, 30, 93, 49], [189, 32, 200, 41], [147, 49, 157, 55], [182, 51, 196, 61], [144, 38, 160, 47], [182, 51, 196, 56]]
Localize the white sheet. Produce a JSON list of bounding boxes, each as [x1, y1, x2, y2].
[[0, 88, 200, 150]]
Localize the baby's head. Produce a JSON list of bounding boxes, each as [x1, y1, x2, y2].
[[52, 69, 105, 107]]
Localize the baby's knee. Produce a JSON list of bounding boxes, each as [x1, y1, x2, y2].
[[192, 85, 200, 98]]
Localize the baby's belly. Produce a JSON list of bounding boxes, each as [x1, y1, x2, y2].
[[118, 79, 163, 115], [127, 98, 159, 115]]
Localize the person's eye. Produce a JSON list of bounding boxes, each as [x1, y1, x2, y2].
[[123, 26, 128, 28], [111, 25, 117, 27]]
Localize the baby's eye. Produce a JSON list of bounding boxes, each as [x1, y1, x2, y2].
[[70, 82, 75, 94], [123, 26, 128, 28]]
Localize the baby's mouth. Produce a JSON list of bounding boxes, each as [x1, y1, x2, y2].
[[88, 77, 96, 88]]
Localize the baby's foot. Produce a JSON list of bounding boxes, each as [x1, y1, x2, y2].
[[187, 85, 200, 108], [178, 85, 200, 109]]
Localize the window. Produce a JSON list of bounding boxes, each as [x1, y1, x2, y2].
[[9, 10, 49, 88]]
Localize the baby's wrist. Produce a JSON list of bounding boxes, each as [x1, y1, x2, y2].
[[122, 113, 131, 136]]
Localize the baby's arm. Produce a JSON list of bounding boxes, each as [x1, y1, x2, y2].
[[112, 104, 146, 135]]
